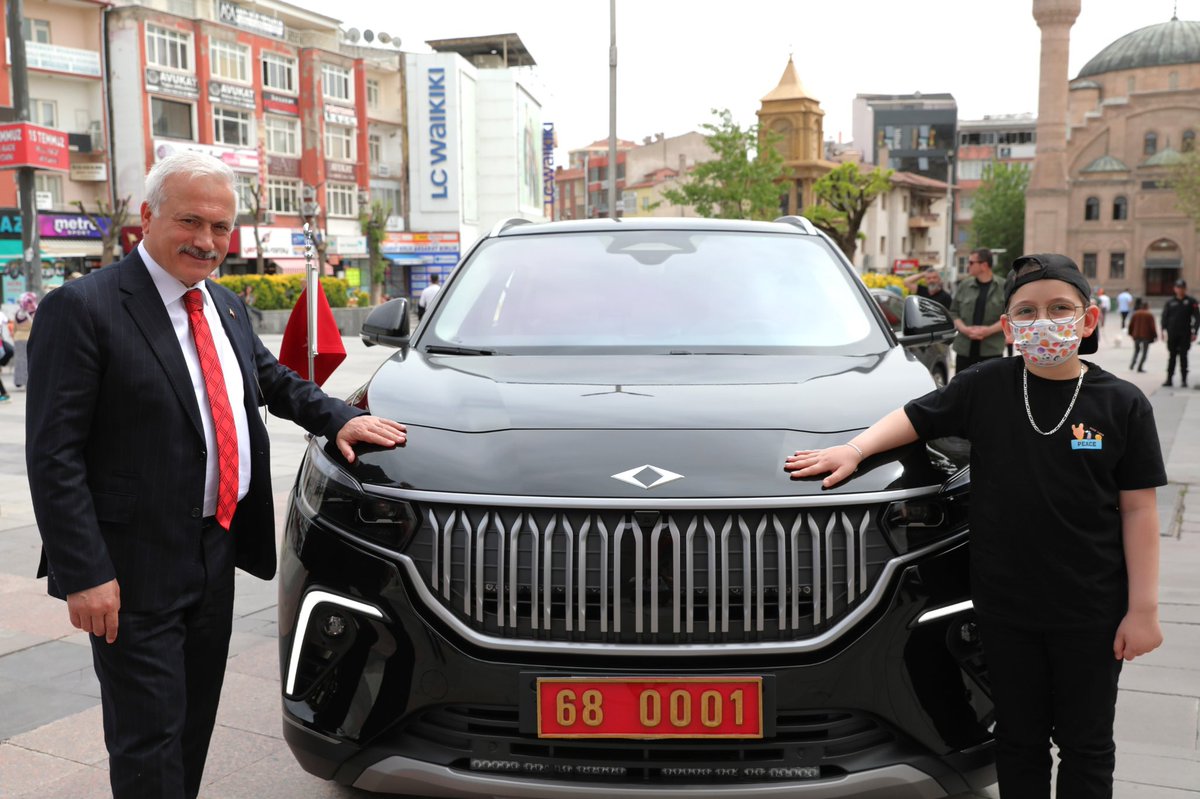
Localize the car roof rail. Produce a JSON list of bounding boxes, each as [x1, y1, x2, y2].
[[773, 215, 818, 235], [489, 217, 535, 237]]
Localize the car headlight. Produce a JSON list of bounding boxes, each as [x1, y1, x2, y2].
[[882, 466, 970, 554], [296, 442, 419, 551]]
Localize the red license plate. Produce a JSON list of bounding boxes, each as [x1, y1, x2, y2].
[[536, 677, 763, 739]]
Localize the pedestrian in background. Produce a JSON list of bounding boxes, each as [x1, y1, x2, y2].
[[11, 291, 36, 388], [25, 151, 407, 799], [0, 306, 12, 401], [785, 253, 1164, 799], [1117, 287, 1134, 329], [418, 272, 441, 320], [902, 268, 952, 309], [1161, 278, 1200, 387], [1097, 287, 1111, 328], [949, 248, 1006, 372], [1128, 297, 1156, 373]]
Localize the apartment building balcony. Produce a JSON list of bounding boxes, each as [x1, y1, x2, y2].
[[370, 160, 403, 179], [915, 250, 942, 264], [907, 212, 939, 229]]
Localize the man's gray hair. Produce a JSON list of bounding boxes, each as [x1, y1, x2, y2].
[[144, 151, 238, 213]]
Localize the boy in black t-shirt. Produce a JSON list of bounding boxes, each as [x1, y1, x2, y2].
[[785, 254, 1165, 799]]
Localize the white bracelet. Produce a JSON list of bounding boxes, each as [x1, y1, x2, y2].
[[843, 442, 864, 459]]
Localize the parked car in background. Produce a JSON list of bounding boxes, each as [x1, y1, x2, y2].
[[278, 216, 992, 798], [871, 288, 952, 387]]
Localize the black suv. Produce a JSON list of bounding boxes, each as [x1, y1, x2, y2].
[[279, 217, 995, 798]]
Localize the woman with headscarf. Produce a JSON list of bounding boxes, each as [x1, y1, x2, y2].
[[12, 291, 37, 388]]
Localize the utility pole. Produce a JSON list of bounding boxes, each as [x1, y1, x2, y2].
[[6, 0, 42, 296], [607, 0, 617, 219]]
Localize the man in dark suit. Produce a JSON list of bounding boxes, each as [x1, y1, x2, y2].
[[25, 151, 406, 799]]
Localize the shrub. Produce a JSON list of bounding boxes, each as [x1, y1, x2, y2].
[[860, 272, 907, 295], [213, 275, 353, 310]]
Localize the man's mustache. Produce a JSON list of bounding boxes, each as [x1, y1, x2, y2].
[[179, 245, 219, 260]]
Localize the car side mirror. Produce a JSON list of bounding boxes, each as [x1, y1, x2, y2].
[[361, 298, 411, 350], [897, 295, 956, 345]]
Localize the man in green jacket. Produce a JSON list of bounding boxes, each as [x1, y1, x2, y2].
[[950, 248, 1007, 372]]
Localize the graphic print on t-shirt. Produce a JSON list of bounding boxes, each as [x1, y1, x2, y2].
[[1070, 422, 1104, 450]]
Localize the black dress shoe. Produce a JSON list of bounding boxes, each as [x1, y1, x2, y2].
[[1162, 380, 1174, 387]]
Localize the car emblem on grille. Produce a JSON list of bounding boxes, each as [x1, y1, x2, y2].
[[611, 464, 684, 489]]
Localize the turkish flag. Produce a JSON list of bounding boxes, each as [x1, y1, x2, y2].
[[277, 285, 347, 386]]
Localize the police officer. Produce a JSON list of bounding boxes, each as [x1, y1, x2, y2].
[[1161, 278, 1200, 387]]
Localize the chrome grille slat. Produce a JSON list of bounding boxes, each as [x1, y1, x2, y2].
[[418, 505, 887, 644]]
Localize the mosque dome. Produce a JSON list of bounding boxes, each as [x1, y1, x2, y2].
[[1076, 17, 1200, 78]]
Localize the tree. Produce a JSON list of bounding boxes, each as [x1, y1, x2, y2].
[[359, 200, 392, 305], [658, 108, 786, 220], [801, 162, 893, 261], [1168, 150, 1200, 228], [244, 180, 268, 275], [73, 196, 133, 265], [969, 161, 1030, 278]]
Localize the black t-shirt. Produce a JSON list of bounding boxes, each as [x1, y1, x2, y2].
[[904, 358, 1166, 630], [916, 284, 952, 309]]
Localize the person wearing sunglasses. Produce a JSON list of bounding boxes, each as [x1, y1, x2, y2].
[[949, 248, 1006, 372], [786, 253, 1164, 799]]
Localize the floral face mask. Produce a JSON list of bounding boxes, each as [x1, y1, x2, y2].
[[1009, 315, 1083, 367]]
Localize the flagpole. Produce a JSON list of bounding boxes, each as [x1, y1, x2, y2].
[[303, 222, 317, 382]]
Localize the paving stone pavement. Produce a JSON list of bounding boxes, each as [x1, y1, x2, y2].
[[0, 318, 1197, 799]]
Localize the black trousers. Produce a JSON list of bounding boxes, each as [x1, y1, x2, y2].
[[1166, 339, 1190, 381], [1130, 340, 1151, 370], [977, 617, 1122, 799], [89, 521, 235, 799]]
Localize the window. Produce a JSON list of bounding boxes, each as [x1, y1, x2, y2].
[[213, 107, 251, 147], [1144, 132, 1157, 156], [324, 123, 354, 161], [326, 182, 357, 217], [264, 115, 299, 156], [31, 99, 57, 128], [210, 40, 249, 83], [35, 173, 62, 208], [267, 178, 300, 215], [368, 133, 382, 164], [1084, 196, 1100, 221], [322, 63, 352, 102], [1185, 130, 1196, 153], [1112, 196, 1128, 221], [881, 193, 887, 211], [236, 173, 258, 216], [146, 24, 191, 71], [366, 79, 380, 109], [22, 19, 51, 43], [880, 235, 886, 254], [370, 185, 401, 216], [1110, 252, 1125, 280], [1082, 253, 1097, 278], [151, 97, 193, 140], [262, 52, 296, 93]]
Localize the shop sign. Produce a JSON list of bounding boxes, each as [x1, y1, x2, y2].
[[154, 139, 258, 172], [328, 235, 366, 256], [25, 41, 102, 78], [324, 106, 357, 127], [381, 231, 459, 255], [267, 155, 300, 178], [0, 123, 69, 171], [207, 81, 256, 110], [263, 91, 298, 115], [238, 225, 304, 258], [325, 160, 356, 180], [70, 162, 108, 182], [145, 68, 199, 99], [40, 213, 110, 239], [542, 122, 555, 218], [217, 0, 285, 38]]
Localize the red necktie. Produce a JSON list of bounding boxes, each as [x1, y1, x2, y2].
[[183, 289, 239, 530]]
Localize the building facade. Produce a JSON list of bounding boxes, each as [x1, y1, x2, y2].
[[855, 171, 951, 276], [954, 114, 1037, 272], [757, 57, 835, 214], [852, 93, 957, 183], [1027, 4, 1200, 295]]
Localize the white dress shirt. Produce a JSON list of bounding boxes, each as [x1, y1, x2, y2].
[[140, 243, 251, 517]]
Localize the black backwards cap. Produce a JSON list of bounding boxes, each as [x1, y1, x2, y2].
[[1003, 253, 1098, 354]]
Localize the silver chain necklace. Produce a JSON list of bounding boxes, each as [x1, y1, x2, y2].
[[1022, 366, 1084, 436]]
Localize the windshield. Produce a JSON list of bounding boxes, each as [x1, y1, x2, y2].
[[425, 230, 886, 353]]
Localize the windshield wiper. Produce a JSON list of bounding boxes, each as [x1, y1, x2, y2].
[[423, 345, 496, 356]]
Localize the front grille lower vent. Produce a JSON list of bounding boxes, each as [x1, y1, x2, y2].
[[404, 506, 890, 644]]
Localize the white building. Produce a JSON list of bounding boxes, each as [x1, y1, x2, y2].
[[856, 171, 951, 276]]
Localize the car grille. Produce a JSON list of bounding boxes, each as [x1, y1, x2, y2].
[[404, 505, 892, 644]]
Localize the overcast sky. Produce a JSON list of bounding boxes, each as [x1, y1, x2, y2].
[[297, 0, 1187, 155]]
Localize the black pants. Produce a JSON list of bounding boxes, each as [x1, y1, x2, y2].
[[956, 353, 1000, 373], [1120, 311, 1130, 329], [1130, 340, 1151, 371], [1166, 340, 1190, 382], [977, 618, 1122, 799], [89, 521, 235, 799]]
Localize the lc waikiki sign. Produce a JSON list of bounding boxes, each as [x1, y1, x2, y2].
[[0, 123, 69, 171], [417, 63, 459, 213]]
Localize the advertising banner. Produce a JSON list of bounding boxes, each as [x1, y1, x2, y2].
[[0, 123, 69, 171]]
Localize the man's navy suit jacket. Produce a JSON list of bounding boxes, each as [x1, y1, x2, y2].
[[25, 251, 362, 610]]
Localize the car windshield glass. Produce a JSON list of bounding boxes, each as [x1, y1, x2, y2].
[[427, 230, 882, 353]]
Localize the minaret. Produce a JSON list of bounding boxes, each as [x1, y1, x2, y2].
[[1025, 0, 1081, 254]]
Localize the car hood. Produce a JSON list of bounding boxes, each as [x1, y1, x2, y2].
[[334, 349, 957, 498]]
